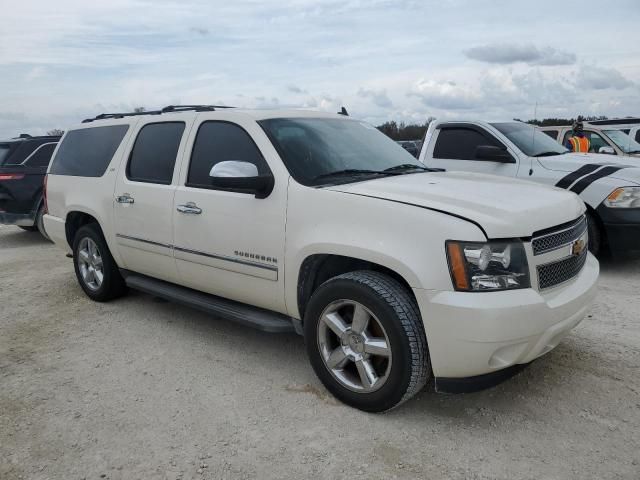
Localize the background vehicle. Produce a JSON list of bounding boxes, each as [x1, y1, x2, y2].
[[396, 140, 421, 158], [44, 106, 597, 411], [419, 120, 640, 256], [539, 125, 640, 158], [0, 133, 61, 239], [587, 118, 640, 144]]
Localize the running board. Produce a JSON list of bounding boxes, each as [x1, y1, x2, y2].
[[122, 271, 296, 334]]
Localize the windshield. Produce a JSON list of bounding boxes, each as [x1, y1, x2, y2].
[[603, 129, 640, 154], [0, 144, 11, 165], [491, 122, 569, 157], [259, 118, 424, 186]]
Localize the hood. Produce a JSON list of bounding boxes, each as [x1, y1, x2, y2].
[[328, 172, 585, 238], [537, 154, 640, 185]]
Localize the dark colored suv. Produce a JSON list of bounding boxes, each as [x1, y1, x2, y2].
[[0, 134, 61, 238]]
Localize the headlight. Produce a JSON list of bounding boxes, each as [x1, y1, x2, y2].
[[604, 187, 640, 208], [446, 240, 530, 292]]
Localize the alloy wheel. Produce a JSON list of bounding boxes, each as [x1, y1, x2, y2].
[[317, 300, 392, 393]]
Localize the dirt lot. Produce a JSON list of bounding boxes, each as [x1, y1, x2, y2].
[[1, 225, 639, 480]]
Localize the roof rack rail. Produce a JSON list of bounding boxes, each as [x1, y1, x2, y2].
[[81, 105, 236, 123], [82, 110, 161, 123], [160, 105, 235, 113]]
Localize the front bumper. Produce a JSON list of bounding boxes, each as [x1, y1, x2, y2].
[[0, 211, 35, 227], [596, 204, 640, 253], [413, 253, 599, 381]]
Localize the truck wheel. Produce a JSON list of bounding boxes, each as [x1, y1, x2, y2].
[[586, 212, 601, 256], [304, 271, 430, 412], [72, 223, 126, 302], [35, 204, 51, 241]]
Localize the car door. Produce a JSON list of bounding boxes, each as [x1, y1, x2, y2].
[[113, 120, 190, 283], [172, 117, 287, 314], [427, 125, 519, 176]]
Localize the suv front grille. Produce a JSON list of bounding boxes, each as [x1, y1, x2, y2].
[[537, 247, 588, 289], [532, 216, 587, 256]]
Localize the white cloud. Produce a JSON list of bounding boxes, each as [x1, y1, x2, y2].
[[575, 65, 634, 90], [0, 0, 639, 137]]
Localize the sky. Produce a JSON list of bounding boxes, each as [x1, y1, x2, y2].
[[1, 0, 639, 138]]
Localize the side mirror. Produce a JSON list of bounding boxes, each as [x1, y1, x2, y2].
[[598, 146, 615, 155], [209, 161, 274, 199], [475, 145, 515, 163]]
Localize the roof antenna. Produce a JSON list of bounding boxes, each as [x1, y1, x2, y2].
[[529, 102, 537, 176], [338, 106, 349, 116]]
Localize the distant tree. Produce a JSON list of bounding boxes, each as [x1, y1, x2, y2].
[[376, 117, 434, 141], [133, 107, 146, 113], [47, 129, 64, 136], [526, 115, 608, 127]]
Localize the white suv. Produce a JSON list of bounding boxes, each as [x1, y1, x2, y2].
[[44, 106, 598, 411]]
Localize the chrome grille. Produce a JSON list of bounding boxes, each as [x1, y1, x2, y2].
[[537, 248, 588, 289], [532, 216, 587, 256]]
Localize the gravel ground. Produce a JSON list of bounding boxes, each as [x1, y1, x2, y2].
[[1, 225, 639, 480]]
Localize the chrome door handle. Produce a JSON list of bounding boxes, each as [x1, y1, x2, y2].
[[116, 194, 134, 204], [177, 202, 202, 214]]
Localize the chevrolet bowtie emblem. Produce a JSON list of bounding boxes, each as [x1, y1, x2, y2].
[[571, 239, 586, 256]]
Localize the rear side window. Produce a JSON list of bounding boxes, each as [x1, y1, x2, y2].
[[542, 130, 559, 140], [25, 143, 57, 167], [636, 131, 640, 143], [51, 125, 129, 177], [187, 121, 268, 188], [433, 128, 500, 160], [0, 144, 12, 165], [127, 122, 185, 184]]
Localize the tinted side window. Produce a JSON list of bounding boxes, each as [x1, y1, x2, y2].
[[127, 122, 185, 184], [543, 130, 558, 140], [433, 128, 499, 160], [26, 143, 57, 167], [636, 131, 640, 143], [51, 125, 129, 177], [187, 122, 268, 188]]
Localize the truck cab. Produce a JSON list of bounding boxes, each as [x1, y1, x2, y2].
[[420, 120, 640, 256]]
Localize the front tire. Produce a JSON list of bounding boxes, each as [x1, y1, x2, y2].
[[304, 271, 430, 412], [587, 211, 602, 256], [72, 223, 126, 302]]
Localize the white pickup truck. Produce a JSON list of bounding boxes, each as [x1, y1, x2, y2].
[[44, 106, 598, 411], [419, 120, 640, 256]]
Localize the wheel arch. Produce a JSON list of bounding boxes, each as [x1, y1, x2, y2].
[[65, 210, 104, 249], [296, 253, 417, 322]]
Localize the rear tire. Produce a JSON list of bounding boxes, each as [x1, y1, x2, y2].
[[72, 223, 126, 302], [304, 270, 430, 412], [35, 204, 51, 241]]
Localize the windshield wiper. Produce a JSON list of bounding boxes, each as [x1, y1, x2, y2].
[[534, 151, 566, 157], [313, 169, 392, 181], [383, 164, 430, 173], [627, 150, 640, 154]]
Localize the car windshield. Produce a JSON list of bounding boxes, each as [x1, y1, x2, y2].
[[259, 117, 426, 186], [491, 122, 569, 157], [0, 144, 11, 166], [603, 129, 640, 154]]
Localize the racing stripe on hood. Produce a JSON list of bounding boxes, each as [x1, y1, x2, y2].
[[570, 166, 626, 194], [555, 164, 606, 189]]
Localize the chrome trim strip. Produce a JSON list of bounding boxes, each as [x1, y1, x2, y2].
[[116, 233, 172, 249], [115, 233, 277, 272], [20, 142, 58, 166], [173, 246, 278, 272]]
